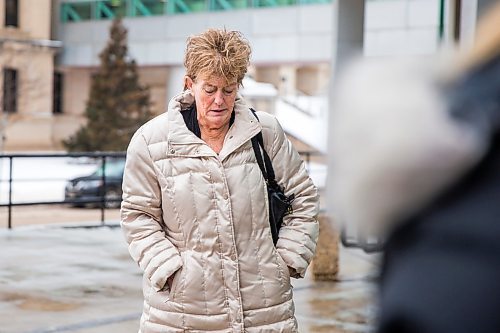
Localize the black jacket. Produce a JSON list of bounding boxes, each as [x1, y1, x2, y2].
[[377, 54, 500, 333]]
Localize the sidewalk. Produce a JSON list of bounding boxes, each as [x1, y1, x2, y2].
[[0, 224, 379, 333]]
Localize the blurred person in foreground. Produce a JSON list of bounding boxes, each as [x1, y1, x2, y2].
[[120, 28, 319, 333], [329, 3, 500, 333]]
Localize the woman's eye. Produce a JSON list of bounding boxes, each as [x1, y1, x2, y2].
[[204, 87, 216, 94], [223, 89, 234, 95]]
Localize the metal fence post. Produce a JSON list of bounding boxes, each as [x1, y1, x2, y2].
[[100, 155, 106, 225], [8, 156, 13, 229]]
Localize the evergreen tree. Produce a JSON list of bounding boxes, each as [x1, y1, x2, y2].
[[64, 18, 153, 151]]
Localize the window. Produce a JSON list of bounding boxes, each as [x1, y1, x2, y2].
[[5, 0, 19, 27], [3, 68, 18, 114], [53, 72, 64, 114], [61, 2, 92, 22]]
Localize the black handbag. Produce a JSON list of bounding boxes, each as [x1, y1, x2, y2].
[[250, 110, 295, 245]]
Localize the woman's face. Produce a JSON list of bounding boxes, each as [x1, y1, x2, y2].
[[185, 75, 238, 132]]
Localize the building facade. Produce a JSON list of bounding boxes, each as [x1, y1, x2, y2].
[[52, 0, 443, 153], [0, 0, 63, 151], [0, 0, 490, 151]]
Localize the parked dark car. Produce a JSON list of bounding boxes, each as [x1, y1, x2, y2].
[[65, 159, 125, 208]]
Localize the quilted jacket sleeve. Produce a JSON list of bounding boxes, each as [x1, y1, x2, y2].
[[264, 115, 320, 278], [121, 129, 182, 291]]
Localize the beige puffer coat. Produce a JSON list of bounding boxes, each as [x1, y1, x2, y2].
[[121, 91, 319, 333]]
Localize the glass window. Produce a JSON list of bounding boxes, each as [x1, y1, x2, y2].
[[135, 0, 167, 16], [53, 72, 64, 114], [62, 2, 93, 22], [186, 0, 207, 13], [97, 0, 126, 19], [3, 68, 18, 114], [5, 0, 18, 27]]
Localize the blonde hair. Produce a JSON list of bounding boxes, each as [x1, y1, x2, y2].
[[184, 29, 251, 86]]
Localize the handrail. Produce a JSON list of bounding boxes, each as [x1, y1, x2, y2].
[[0, 152, 126, 229], [0, 152, 126, 158]]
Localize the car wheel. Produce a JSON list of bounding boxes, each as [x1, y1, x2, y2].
[[104, 189, 122, 209]]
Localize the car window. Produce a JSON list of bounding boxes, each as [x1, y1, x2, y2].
[[92, 159, 125, 178]]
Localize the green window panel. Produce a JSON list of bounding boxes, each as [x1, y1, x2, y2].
[[210, 0, 230, 11], [230, 0, 249, 9], [186, 0, 207, 12], [255, 0, 298, 8], [60, 0, 332, 21], [167, 0, 192, 13], [210, 0, 249, 11], [298, 0, 330, 4], [278, 0, 296, 5], [95, 1, 116, 19], [103, 0, 129, 18], [132, 0, 167, 16], [61, 3, 81, 22], [61, 2, 92, 22], [168, 0, 207, 13], [255, 0, 274, 7]]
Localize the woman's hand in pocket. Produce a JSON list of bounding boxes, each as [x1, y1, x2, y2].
[[166, 273, 175, 290], [288, 266, 300, 278]]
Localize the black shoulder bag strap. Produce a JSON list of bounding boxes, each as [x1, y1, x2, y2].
[[250, 109, 276, 187], [250, 108, 294, 245]]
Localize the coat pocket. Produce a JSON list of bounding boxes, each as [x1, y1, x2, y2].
[[165, 265, 183, 303], [274, 251, 291, 284], [158, 283, 171, 302]]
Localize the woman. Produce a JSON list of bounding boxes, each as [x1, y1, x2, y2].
[[121, 29, 319, 332]]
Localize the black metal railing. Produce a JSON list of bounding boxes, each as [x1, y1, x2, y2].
[[0, 152, 126, 229], [0, 151, 322, 229]]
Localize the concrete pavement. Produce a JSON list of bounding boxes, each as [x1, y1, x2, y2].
[[0, 223, 378, 333]]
